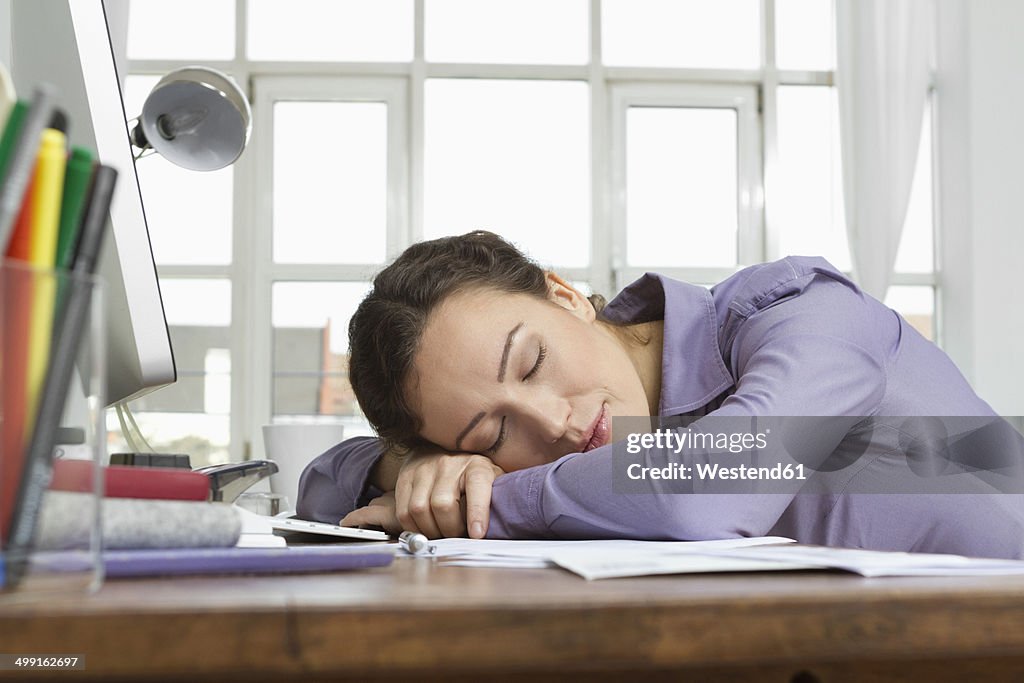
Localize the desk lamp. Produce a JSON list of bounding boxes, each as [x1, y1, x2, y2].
[[128, 66, 251, 171], [116, 66, 251, 463]]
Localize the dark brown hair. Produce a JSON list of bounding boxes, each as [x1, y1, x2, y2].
[[348, 230, 606, 453]]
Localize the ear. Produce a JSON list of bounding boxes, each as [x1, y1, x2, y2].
[[544, 272, 596, 323]]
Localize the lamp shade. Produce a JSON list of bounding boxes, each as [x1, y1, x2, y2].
[[137, 67, 250, 172]]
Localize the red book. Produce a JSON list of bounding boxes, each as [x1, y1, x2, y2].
[[50, 460, 210, 501]]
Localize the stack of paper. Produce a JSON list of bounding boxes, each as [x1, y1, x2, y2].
[[399, 537, 1024, 580], [234, 505, 286, 548], [401, 537, 799, 571]]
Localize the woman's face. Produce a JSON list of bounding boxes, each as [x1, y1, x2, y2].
[[407, 274, 651, 472]]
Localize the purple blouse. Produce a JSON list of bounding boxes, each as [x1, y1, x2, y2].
[[298, 257, 1024, 558]]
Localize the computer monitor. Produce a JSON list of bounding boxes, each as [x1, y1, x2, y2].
[[9, 0, 176, 406]]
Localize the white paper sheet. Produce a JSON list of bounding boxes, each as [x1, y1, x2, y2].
[[550, 551, 816, 580], [691, 545, 1024, 578], [399, 535, 1024, 579], [399, 536, 797, 570]]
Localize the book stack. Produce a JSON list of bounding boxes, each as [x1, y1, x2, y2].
[[0, 72, 118, 588]]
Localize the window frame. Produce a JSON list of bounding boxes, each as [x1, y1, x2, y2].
[[610, 82, 763, 288], [121, 0, 937, 464], [249, 76, 409, 456]]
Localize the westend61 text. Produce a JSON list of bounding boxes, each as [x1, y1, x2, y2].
[[626, 462, 807, 481]]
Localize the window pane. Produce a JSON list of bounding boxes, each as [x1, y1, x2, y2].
[[273, 102, 387, 264], [894, 103, 934, 274], [775, 0, 836, 70], [137, 158, 234, 266], [127, 0, 235, 60], [271, 283, 372, 431], [602, 0, 760, 69], [424, 80, 590, 268], [247, 0, 413, 61], [122, 75, 159, 123], [885, 286, 935, 342], [159, 279, 232, 326], [775, 86, 850, 271], [627, 107, 738, 267], [425, 0, 588, 64], [110, 279, 233, 467], [106, 413, 232, 466]]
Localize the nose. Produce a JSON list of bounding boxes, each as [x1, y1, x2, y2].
[[518, 392, 571, 445]]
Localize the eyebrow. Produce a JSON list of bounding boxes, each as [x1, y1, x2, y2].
[[454, 322, 523, 451], [497, 322, 524, 382], [455, 411, 486, 452]]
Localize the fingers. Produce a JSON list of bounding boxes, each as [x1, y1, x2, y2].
[[392, 452, 500, 539], [463, 459, 499, 539], [431, 487, 466, 538], [398, 465, 443, 539], [339, 505, 402, 536]]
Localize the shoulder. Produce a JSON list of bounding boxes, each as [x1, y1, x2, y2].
[[713, 256, 897, 370], [712, 256, 861, 320]]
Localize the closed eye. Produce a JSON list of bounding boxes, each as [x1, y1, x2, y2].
[[483, 344, 544, 456], [485, 417, 507, 456], [524, 344, 547, 381]]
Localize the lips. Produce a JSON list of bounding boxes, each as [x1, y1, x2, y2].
[[580, 403, 610, 453]]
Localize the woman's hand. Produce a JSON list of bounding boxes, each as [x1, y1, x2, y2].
[[341, 449, 504, 539], [338, 491, 402, 535], [394, 451, 504, 539]]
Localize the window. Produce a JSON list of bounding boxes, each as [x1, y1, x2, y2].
[[602, 0, 761, 69], [122, 0, 936, 465], [423, 79, 591, 268], [611, 84, 762, 285], [108, 279, 233, 465]]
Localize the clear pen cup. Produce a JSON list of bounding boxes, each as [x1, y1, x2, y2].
[[0, 259, 105, 598]]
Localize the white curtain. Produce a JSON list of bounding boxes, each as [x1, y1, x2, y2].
[[836, 0, 931, 300]]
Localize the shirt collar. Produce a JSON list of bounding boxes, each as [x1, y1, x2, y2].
[[601, 273, 734, 416]]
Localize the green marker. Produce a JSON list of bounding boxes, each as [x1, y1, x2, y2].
[[56, 147, 95, 269], [0, 100, 28, 182]]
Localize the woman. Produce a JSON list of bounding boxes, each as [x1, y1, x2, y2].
[[298, 231, 1024, 558]]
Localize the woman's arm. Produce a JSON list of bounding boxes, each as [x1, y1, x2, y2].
[[297, 436, 503, 538], [296, 436, 397, 523]]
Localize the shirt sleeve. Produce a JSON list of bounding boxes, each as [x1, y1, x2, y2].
[[486, 279, 891, 540], [295, 436, 386, 524]]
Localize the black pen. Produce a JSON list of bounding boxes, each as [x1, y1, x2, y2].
[[4, 165, 116, 587]]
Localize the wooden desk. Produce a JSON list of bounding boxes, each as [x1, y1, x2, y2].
[[4, 558, 1024, 682]]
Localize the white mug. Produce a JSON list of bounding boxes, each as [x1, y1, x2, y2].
[[262, 423, 345, 512]]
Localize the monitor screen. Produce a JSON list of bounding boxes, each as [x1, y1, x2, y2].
[[9, 0, 176, 406]]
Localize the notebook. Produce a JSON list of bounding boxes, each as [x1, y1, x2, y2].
[[31, 545, 396, 578]]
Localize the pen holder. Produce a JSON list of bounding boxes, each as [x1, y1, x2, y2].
[[0, 259, 105, 597]]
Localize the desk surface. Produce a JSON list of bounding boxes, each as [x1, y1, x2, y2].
[[4, 557, 1024, 682]]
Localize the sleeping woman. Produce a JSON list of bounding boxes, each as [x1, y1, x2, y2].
[[297, 231, 1024, 558]]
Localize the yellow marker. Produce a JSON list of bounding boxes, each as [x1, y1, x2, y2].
[[24, 128, 68, 434]]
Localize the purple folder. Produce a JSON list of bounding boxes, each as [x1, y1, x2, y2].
[[31, 545, 395, 578]]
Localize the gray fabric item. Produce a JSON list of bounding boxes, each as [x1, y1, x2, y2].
[[36, 491, 242, 550]]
